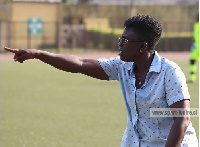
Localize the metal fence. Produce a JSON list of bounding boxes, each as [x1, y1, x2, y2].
[[0, 20, 194, 52]]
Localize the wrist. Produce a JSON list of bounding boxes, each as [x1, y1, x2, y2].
[[33, 49, 42, 59], [33, 50, 52, 60]]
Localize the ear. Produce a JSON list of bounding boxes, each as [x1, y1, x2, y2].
[[140, 42, 148, 52]]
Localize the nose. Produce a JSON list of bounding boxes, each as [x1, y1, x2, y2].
[[118, 41, 123, 47]]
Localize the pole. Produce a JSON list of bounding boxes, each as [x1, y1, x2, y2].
[[27, 21, 31, 49], [56, 2, 62, 53], [130, 0, 136, 17]]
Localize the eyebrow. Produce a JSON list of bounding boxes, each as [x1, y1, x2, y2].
[[121, 35, 129, 39]]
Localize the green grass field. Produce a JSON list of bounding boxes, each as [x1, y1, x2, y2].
[[0, 59, 199, 147]]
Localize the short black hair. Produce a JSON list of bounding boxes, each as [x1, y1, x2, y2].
[[124, 15, 162, 50]]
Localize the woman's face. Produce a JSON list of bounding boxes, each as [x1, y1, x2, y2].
[[118, 28, 143, 62]]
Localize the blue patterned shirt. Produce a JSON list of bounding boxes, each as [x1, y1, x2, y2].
[[98, 51, 197, 147]]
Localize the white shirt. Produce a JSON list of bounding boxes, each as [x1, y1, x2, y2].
[[98, 51, 198, 147]]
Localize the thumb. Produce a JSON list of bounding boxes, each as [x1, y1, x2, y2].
[[15, 53, 30, 63]]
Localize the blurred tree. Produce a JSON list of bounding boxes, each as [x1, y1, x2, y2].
[[78, 0, 89, 4], [62, 0, 89, 4], [62, 0, 78, 4]]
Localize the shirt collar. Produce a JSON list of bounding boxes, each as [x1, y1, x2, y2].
[[149, 51, 162, 73], [124, 51, 162, 73]]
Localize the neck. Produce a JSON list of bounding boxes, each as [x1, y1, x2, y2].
[[134, 51, 155, 73]]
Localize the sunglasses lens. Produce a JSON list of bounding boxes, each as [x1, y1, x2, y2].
[[118, 37, 121, 42], [118, 37, 129, 44], [118, 37, 124, 43]]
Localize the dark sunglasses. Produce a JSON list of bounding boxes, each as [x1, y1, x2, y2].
[[118, 37, 144, 45]]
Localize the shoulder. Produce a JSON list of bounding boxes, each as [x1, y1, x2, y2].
[[156, 54, 185, 81], [98, 56, 121, 64], [160, 58, 187, 85], [153, 52, 182, 74], [97, 56, 127, 69], [161, 57, 182, 72], [97, 56, 124, 81]]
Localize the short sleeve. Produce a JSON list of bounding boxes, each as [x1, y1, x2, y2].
[[97, 57, 120, 81], [165, 63, 190, 106]]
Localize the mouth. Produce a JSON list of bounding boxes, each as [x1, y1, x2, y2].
[[118, 48, 123, 56], [118, 51, 122, 56]]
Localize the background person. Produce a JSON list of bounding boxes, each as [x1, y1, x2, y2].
[[190, 13, 199, 82], [4, 15, 198, 147]]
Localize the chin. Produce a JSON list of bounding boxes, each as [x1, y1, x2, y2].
[[121, 57, 134, 62], [120, 56, 125, 61], [120, 57, 129, 62]]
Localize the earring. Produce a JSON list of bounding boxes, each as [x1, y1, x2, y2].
[[140, 50, 143, 54]]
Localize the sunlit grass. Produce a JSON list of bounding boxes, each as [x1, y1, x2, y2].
[[0, 58, 198, 147]]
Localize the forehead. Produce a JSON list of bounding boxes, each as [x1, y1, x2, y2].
[[122, 28, 139, 39]]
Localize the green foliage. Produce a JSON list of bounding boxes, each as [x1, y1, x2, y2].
[[86, 28, 193, 51], [87, 28, 193, 38], [0, 59, 198, 147]]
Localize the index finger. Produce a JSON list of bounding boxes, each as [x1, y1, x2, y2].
[[4, 47, 20, 53]]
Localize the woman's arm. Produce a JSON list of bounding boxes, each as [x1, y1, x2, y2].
[[165, 99, 190, 147], [4, 47, 109, 80]]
